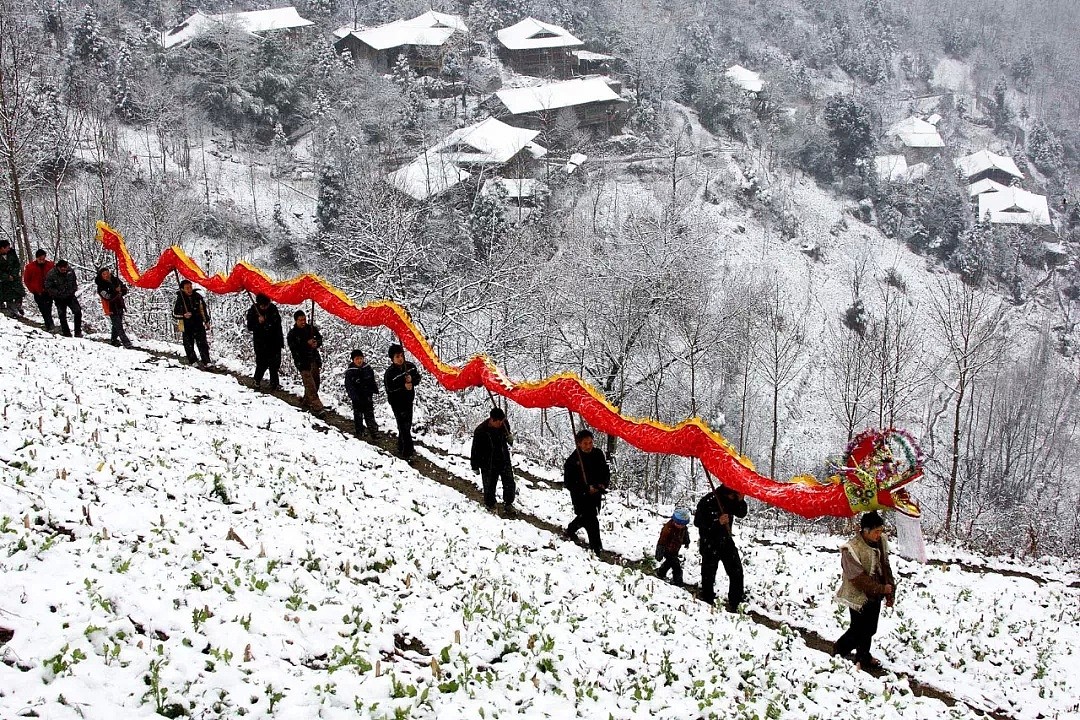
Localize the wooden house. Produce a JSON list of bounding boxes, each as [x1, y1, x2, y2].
[[955, 150, 1024, 187], [496, 18, 583, 79], [494, 77, 626, 138], [334, 11, 467, 75]]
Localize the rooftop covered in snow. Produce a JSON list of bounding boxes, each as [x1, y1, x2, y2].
[[725, 64, 764, 92], [430, 118, 547, 165], [161, 7, 314, 49], [481, 178, 549, 199], [347, 12, 467, 51], [888, 116, 945, 149], [496, 77, 621, 115], [385, 153, 470, 201], [967, 178, 1012, 197], [955, 150, 1024, 181], [978, 187, 1051, 226], [497, 18, 583, 50]]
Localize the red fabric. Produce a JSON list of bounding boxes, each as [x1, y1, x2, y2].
[[95, 221, 898, 519], [23, 260, 54, 295]]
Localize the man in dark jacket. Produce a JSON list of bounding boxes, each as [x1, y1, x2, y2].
[[22, 249, 55, 331], [470, 407, 515, 515], [695, 483, 749, 611], [563, 429, 610, 553], [95, 267, 132, 348], [45, 260, 82, 337], [344, 349, 379, 439], [245, 293, 284, 389], [286, 310, 324, 414], [384, 343, 421, 459], [0, 240, 25, 317], [173, 280, 211, 366]]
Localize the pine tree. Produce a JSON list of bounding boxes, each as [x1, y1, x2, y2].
[[316, 163, 345, 231], [72, 4, 108, 69], [1027, 121, 1064, 175], [111, 41, 138, 121], [823, 94, 874, 173], [469, 183, 509, 259], [992, 75, 1010, 130]]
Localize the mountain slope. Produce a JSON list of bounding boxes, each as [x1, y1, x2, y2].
[[1, 317, 1077, 719]]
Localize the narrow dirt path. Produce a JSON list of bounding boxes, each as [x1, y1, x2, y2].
[[11, 318, 1016, 719]]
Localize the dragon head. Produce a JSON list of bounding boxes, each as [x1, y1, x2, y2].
[[837, 429, 923, 517]]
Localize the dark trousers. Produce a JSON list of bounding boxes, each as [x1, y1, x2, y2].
[[183, 326, 210, 364], [33, 292, 54, 330], [253, 348, 281, 387], [352, 395, 378, 437], [481, 466, 515, 508], [657, 552, 684, 585], [834, 599, 882, 661], [110, 311, 131, 347], [54, 297, 82, 336], [391, 401, 414, 457], [567, 498, 602, 552], [700, 536, 743, 607]]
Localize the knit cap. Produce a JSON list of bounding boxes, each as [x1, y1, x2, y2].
[[672, 508, 690, 525]]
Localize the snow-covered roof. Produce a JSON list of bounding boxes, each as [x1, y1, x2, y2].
[[954, 150, 1024, 181], [409, 11, 468, 32], [496, 77, 621, 115], [333, 25, 362, 39], [565, 152, 587, 174], [430, 118, 547, 165], [161, 7, 313, 49], [977, 187, 1051, 226], [888, 116, 945, 149], [967, 178, 1011, 197], [481, 178, 549, 199], [873, 155, 908, 182], [385, 153, 470, 201], [573, 50, 616, 62], [497, 18, 583, 50], [725, 64, 764, 93], [344, 11, 467, 51]]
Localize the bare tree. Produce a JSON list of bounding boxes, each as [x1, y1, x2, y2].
[[929, 276, 1008, 535], [755, 277, 807, 477]]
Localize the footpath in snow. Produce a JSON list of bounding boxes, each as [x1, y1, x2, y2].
[[1, 317, 1077, 719]]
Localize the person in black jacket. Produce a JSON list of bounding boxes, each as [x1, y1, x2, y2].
[[45, 260, 82, 337], [384, 343, 421, 459], [344, 349, 379, 439], [470, 407, 515, 515], [94, 268, 132, 348], [173, 280, 211, 366], [562, 429, 610, 553], [695, 483, 749, 611], [286, 310, 324, 414], [245, 294, 284, 389]]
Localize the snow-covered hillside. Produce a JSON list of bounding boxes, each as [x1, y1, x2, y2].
[[1, 318, 1078, 719]]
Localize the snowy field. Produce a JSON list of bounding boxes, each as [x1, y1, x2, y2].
[[2, 317, 1078, 719]]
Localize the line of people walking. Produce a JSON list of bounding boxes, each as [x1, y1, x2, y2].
[[7, 256, 898, 670]]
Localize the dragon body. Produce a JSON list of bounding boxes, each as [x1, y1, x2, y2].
[[96, 221, 922, 518]]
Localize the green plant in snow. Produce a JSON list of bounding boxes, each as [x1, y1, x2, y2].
[[266, 684, 285, 713], [43, 643, 87, 679]]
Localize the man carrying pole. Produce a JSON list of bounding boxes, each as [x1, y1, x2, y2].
[[562, 428, 610, 554], [695, 472, 748, 611]]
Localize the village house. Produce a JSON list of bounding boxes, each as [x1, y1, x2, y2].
[[954, 150, 1024, 187], [494, 77, 626, 138], [977, 187, 1051, 226], [334, 11, 467, 75], [385, 152, 470, 202], [967, 178, 1012, 197], [873, 154, 929, 183], [429, 117, 548, 170], [160, 6, 313, 49], [496, 18, 583, 78], [887, 116, 944, 164], [725, 65, 764, 93]]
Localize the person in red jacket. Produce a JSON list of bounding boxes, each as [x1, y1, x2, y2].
[[23, 249, 55, 331]]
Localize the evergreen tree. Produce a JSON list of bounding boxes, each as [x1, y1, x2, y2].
[[992, 75, 1010, 130], [1027, 121, 1064, 175], [823, 94, 874, 173], [316, 163, 345, 231], [72, 4, 108, 69], [111, 40, 138, 121], [469, 183, 509, 259]]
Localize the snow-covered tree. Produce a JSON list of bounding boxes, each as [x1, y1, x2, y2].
[[72, 4, 108, 69]]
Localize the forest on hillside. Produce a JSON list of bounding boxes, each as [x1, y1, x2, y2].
[[2, 0, 1079, 554]]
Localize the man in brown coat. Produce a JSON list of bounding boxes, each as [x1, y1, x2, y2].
[[833, 511, 895, 669]]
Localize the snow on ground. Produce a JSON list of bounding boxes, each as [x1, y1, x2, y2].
[[4, 317, 1076, 718]]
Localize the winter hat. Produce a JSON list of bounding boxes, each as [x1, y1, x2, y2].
[[860, 511, 885, 531], [672, 508, 690, 525], [388, 343, 405, 358]]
